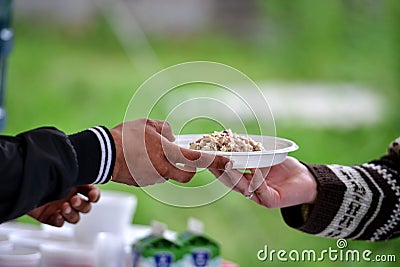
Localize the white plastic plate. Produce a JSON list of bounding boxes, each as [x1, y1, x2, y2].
[[175, 134, 299, 169]]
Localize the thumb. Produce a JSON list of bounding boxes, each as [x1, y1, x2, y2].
[[177, 146, 232, 170]]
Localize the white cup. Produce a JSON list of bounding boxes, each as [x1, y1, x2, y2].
[[73, 190, 137, 245], [0, 234, 12, 251], [9, 230, 72, 250], [0, 222, 40, 235], [0, 248, 41, 267], [41, 222, 74, 240], [40, 243, 95, 267], [94, 232, 125, 267]]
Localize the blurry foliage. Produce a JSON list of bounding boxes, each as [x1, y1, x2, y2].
[[6, 0, 400, 266]]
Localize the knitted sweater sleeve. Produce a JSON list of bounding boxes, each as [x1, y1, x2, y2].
[[281, 137, 400, 241]]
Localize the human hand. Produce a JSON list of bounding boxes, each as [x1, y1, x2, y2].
[[27, 185, 100, 227], [110, 119, 230, 186], [209, 157, 317, 208]]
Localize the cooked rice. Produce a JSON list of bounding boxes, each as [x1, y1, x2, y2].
[[189, 129, 264, 152]]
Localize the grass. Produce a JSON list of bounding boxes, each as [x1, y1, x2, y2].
[[4, 1, 400, 266]]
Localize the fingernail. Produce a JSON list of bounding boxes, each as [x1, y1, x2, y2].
[[64, 206, 71, 214], [248, 173, 262, 193], [247, 185, 254, 194], [73, 198, 82, 208], [225, 161, 233, 170], [248, 177, 258, 193], [57, 216, 64, 227]]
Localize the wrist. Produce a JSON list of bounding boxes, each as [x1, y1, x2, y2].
[[303, 167, 318, 205], [110, 127, 122, 181], [69, 126, 115, 185]]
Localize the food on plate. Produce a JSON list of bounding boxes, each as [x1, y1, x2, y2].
[[189, 129, 264, 152]]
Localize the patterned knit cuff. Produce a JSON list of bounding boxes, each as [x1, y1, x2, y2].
[[281, 164, 347, 236], [281, 138, 400, 241], [69, 126, 116, 185], [387, 137, 400, 158]]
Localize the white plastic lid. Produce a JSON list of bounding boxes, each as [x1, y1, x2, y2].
[[151, 221, 167, 237], [187, 218, 204, 235]]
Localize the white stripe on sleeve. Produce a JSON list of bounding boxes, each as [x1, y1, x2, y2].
[[88, 127, 106, 184], [93, 126, 113, 184]]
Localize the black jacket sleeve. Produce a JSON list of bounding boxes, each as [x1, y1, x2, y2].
[[0, 126, 115, 223]]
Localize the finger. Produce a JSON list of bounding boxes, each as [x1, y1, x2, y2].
[[70, 195, 92, 214], [88, 188, 101, 203], [51, 214, 65, 227], [35, 210, 64, 227], [209, 169, 233, 188], [153, 120, 175, 142], [250, 168, 270, 175], [209, 168, 224, 177], [247, 192, 263, 205], [248, 168, 270, 193], [62, 202, 81, 224], [209, 169, 242, 194], [75, 185, 100, 203], [166, 143, 231, 170], [253, 180, 279, 208], [224, 169, 252, 195], [42, 213, 64, 227], [238, 172, 270, 205], [180, 164, 197, 173], [166, 163, 196, 183], [209, 169, 249, 195], [211, 169, 265, 205]]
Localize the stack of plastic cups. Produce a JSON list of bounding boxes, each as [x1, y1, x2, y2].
[[73, 190, 137, 267], [0, 229, 41, 267], [0, 234, 12, 252], [0, 248, 41, 267], [0, 0, 13, 132], [40, 243, 95, 267], [39, 191, 137, 267], [73, 191, 137, 246]]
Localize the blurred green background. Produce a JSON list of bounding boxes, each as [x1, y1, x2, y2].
[[4, 0, 400, 266]]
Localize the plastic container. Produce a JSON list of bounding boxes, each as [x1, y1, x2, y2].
[[74, 190, 137, 245], [41, 222, 74, 240], [94, 232, 125, 267], [0, 222, 40, 234], [9, 229, 72, 250], [0, 248, 41, 267], [0, 234, 12, 251], [40, 243, 95, 267]]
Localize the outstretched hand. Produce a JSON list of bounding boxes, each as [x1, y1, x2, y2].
[[110, 119, 230, 187], [209, 157, 317, 208], [28, 185, 100, 227]]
